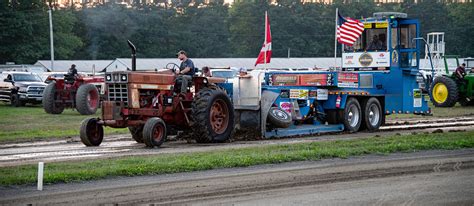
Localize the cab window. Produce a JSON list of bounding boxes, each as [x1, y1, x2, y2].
[[400, 24, 417, 49]]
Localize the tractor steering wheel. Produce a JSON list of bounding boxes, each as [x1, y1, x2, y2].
[[166, 63, 180, 74]]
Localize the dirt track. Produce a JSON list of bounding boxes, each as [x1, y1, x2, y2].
[[1, 149, 473, 205], [1, 116, 474, 167]]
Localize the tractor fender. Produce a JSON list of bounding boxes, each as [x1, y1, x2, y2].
[[260, 90, 280, 137]]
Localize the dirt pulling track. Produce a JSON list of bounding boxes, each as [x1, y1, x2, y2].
[[1, 149, 473, 205], [1, 116, 474, 167]]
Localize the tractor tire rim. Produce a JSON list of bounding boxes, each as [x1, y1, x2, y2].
[[153, 124, 164, 142], [347, 105, 360, 128], [210, 99, 229, 135], [273, 109, 288, 119], [87, 89, 99, 109], [433, 83, 448, 103], [368, 104, 380, 126], [87, 121, 101, 142]]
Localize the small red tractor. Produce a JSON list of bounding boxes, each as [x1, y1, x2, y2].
[[80, 41, 234, 147], [43, 73, 104, 115]]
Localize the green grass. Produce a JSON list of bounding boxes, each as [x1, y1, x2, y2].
[[387, 101, 473, 120], [1, 130, 473, 186], [0, 103, 127, 143]]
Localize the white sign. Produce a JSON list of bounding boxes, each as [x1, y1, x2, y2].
[[316, 89, 328, 100], [413, 89, 422, 108], [342, 52, 390, 68]]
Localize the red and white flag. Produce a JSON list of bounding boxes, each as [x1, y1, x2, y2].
[[336, 11, 364, 46], [255, 11, 272, 66]]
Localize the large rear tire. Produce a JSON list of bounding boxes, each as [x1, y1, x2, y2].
[[80, 118, 104, 146], [43, 82, 64, 114], [143, 117, 167, 148], [267, 107, 292, 128], [76, 84, 100, 115], [128, 126, 144, 143], [362, 97, 382, 132], [343, 97, 362, 132], [430, 76, 458, 107], [191, 87, 234, 143]]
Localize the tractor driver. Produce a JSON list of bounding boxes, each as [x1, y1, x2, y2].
[[455, 63, 467, 84], [68, 64, 78, 77], [176, 50, 196, 95]]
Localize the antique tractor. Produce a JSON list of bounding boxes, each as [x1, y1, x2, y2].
[[430, 57, 474, 107], [80, 41, 234, 147], [43, 73, 104, 115]]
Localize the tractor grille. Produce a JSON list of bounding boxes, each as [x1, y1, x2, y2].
[[27, 86, 45, 97], [107, 83, 128, 106]]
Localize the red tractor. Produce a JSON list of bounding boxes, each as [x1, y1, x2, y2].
[[80, 41, 235, 147], [43, 73, 104, 115]]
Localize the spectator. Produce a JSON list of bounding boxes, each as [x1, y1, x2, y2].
[[201, 66, 212, 77]]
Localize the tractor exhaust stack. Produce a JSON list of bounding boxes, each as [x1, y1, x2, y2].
[[127, 40, 137, 71]]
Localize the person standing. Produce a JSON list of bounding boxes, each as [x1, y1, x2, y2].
[[176, 50, 195, 95]]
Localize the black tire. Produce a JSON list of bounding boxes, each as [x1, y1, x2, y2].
[[267, 107, 292, 128], [76, 84, 100, 115], [42, 82, 64, 114], [343, 97, 362, 132], [143, 117, 167, 148], [459, 97, 474, 106], [11, 94, 25, 107], [191, 87, 234, 143], [80, 118, 104, 146], [128, 126, 144, 143], [430, 76, 458, 107], [362, 97, 382, 132]]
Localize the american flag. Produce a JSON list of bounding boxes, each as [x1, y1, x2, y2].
[[337, 11, 364, 46]]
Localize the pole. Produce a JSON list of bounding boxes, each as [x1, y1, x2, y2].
[[334, 8, 338, 71], [37, 162, 44, 191], [287, 48, 290, 58], [264, 11, 267, 71], [48, 5, 54, 71]]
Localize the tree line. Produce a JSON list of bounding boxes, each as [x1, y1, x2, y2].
[[1, 0, 473, 64]]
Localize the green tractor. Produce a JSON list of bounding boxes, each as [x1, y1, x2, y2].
[[430, 57, 474, 107]]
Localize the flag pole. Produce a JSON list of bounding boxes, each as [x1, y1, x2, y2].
[[264, 11, 267, 71], [334, 8, 338, 71]]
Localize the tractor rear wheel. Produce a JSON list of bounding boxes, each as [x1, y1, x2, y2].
[[76, 84, 100, 115], [343, 97, 362, 132], [267, 107, 292, 128], [80, 118, 104, 146], [191, 87, 234, 143], [128, 126, 144, 143], [430, 76, 458, 107], [143, 117, 167, 148], [43, 82, 64, 114], [362, 97, 382, 132]]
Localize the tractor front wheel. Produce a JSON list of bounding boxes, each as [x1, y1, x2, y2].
[[430, 76, 458, 107], [143, 117, 167, 148], [192, 87, 234, 143], [76, 84, 100, 115], [42, 82, 64, 114], [80, 118, 104, 146]]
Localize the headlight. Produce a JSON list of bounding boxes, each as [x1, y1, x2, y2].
[[105, 74, 112, 82], [120, 74, 128, 82], [18, 87, 28, 92], [203, 78, 208, 84]]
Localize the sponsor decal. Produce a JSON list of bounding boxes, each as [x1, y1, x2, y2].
[[359, 53, 373, 67], [338, 73, 359, 88], [272, 74, 298, 85], [280, 102, 292, 117], [299, 74, 328, 86], [392, 50, 399, 63], [413, 89, 422, 107], [316, 89, 328, 100], [345, 55, 354, 60], [289, 89, 309, 99]]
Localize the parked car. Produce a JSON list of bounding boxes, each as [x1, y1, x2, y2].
[[0, 71, 47, 106]]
